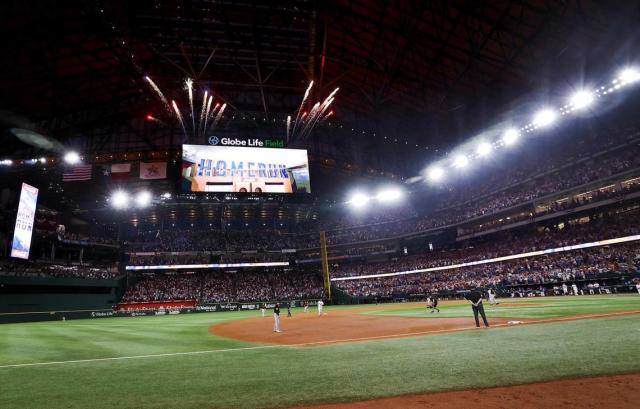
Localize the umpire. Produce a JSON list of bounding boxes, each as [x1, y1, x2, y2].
[[465, 288, 490, 328]]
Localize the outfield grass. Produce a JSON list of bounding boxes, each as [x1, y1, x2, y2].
[[1, 296, 639, 409]]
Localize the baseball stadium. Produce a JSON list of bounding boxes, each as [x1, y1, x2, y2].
[[1, 2, 640, 408]]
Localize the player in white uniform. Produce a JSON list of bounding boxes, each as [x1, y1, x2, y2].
[[636, 283, 640, 295], [260, 303, 266, 317], [572, 283, 579, 296], [317, 300, 324, 316], [562, 283, 568, 295], [487, 288, 498, 305], [303, 301, 309, 313], [273, 303, 281, 333]]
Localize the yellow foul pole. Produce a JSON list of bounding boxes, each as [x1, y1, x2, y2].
[[319, 231, 331, 301]]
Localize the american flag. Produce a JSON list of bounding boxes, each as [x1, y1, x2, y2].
[[62, 165, 92, 181]]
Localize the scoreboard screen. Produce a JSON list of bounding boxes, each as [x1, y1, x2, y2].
[[181, 144, 311, 193]]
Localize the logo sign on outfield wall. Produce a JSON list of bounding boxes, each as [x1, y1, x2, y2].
[[10, 183, 38, 259]]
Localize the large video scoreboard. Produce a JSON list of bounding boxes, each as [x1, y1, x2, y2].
[[181, 144, 311, 194]]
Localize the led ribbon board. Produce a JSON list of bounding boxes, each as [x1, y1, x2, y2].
[[126, 261, 290, 271]]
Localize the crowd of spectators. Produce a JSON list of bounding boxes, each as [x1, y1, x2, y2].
[[334, 242, 639, 298], [0, 260, 121, 279], [125, 228, 298, 253], [334, 209, 640, 278], [121, 270, 325, 304]]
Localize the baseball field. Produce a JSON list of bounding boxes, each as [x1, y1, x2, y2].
[[1, 295, 640, 408]]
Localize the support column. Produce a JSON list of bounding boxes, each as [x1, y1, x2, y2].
[[319, 231, 331, 301]]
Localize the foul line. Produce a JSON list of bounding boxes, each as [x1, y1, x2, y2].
[[1, 310, 638, 369]]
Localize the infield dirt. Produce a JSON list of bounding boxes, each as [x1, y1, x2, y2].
[[288, 373, 640, 409], [210, 303, 511, 346]]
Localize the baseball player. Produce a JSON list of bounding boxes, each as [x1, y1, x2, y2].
[[303, 301, 309, 313], [572, 283, 579, 296], [487, 288, 498, 305], [562, 283, 568, 296], [465, 288, 489, 328], [287, 301, 292, 317], [429, 294, 440, 313], [273, 303, 281, 333], [636, 282, 640, 295], [260, 303, 266, 317], [317, 299, 324, 316]]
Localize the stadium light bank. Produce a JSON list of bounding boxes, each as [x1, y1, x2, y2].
[[413, 65, 640, 186], [110, 190, 156, 209], [347, 187, 405, 208]]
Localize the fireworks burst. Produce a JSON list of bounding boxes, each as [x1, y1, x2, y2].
[[171, 100, 187, 136], [143, 76, 229, 139], [185, 78, 195, 134], [203, 95, 213, 135], [144, 76, 170, 110], [199, 90, 208, 137], [289, 82, 338, 141], [286, 115, 291, 140], [291, 80, 313, 137], [211, 103, 227, 131]]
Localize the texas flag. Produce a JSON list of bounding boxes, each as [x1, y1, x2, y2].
[[111, 163, 131, 181], [140, 162, 167, 180]]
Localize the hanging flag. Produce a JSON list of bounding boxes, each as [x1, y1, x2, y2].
[[111, 163, 131, 181], [62, 165, 92, 181], [100, 165, 111, 179], [140, 161, 167, 180]]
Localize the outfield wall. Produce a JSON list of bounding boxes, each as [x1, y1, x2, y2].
[[0, 299, 323, 324], [0, 276, 126, 316]]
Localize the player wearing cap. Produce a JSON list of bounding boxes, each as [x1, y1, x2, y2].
[[273, 303, 281, 333], [465, 288, 490, 328]]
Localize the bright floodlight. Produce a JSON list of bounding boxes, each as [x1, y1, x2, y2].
[[39, 157, 46, 164], [476, 142, 492, 157], [618, 67, 640, 83], [64, 151, 81, 164], [111, 191, 129, 209], [427, 166, 445, 182], [161, 192, 172, 199], [349, 192, 370, 208], [502, 129, 519, 145], [452, 155, 469, 169], [135, 191, 152, 208], [569, 90, 595, 109], [532, 108, 557, 127], [376, 188, 403, 203]]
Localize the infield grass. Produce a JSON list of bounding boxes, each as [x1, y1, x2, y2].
[[1, 295, 639, 409]]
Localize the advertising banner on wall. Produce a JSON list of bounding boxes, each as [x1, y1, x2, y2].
[[10, 183, 39, 259], [181, 144, 311, 193]]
